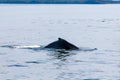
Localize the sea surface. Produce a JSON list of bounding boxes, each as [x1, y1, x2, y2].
[[0, 4, 120, 80]]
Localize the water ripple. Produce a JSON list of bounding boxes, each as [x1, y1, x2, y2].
[[7, 64, 27, 67], [25, 61, 41, 64]]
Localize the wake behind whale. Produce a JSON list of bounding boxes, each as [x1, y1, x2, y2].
[[0, 38, 97, 52]]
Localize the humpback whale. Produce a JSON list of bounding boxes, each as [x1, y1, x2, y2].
[[44, 38, 79, 50]]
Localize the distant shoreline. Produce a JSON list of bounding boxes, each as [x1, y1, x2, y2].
[[0, 1, 120, 4], [0, 3, 120, 4]]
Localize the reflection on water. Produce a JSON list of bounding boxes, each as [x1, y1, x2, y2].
[[48, 50, 76, 61]]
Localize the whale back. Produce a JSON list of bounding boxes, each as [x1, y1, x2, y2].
[[44, 38, 79, 50]]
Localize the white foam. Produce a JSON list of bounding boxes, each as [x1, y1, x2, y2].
[[12, 45, 41, 49]]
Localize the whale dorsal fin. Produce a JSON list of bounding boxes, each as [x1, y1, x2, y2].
[[45, 38, 79, 50], [58, 38, 63, 41]]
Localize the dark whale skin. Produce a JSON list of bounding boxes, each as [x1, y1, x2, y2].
[[44, 38, 79, 50]]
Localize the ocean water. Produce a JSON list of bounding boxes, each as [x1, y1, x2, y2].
[[0, 4, 120, 80]]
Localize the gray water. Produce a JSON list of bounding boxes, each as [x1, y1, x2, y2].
[[0, 4, 120, 80]]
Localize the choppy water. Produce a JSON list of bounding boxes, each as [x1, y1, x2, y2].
[[0, 4, 120, 80]]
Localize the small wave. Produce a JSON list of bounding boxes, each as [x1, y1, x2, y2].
[[83, 79, 99, 80], [7, 64, 27, 67], [25, 61, 41, 64], [78, 47, 97, 51]]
